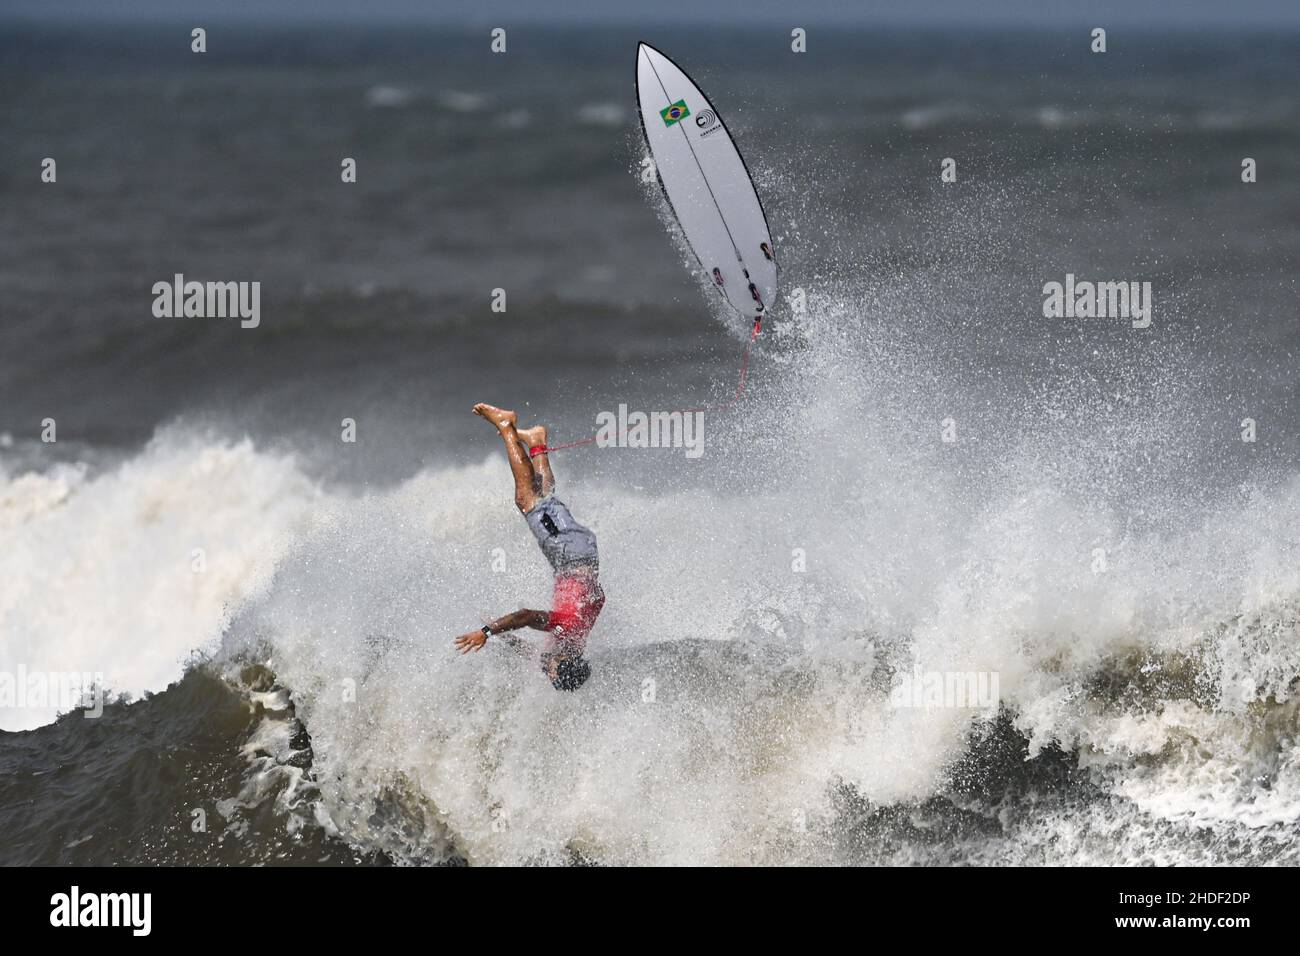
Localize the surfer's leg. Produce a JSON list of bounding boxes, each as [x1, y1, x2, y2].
[[473, 403, 541, 513], [516, 425, 555, 497]]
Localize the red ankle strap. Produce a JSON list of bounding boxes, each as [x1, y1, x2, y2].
[[529, 445, 548, 458]]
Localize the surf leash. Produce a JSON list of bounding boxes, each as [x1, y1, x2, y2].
[[530, 315, 763, 458]]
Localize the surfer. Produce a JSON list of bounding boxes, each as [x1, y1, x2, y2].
[[453, 403, 604, 692]]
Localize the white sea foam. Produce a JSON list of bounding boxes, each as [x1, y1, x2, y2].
[[576, 102, 626, 127], [211, 428, 1299, 864], [436, 90, 488, 113], [365, 85, 412, 109], [4, 317, 1297, 862], [0, 431, 324, 731]]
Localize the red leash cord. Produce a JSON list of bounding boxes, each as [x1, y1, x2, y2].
[[530, 315, 764, 457]]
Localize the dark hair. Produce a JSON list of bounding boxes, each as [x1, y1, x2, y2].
[[548, 655, 591, 692]]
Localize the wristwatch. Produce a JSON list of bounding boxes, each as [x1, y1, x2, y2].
[[481, 625, 492, 638]]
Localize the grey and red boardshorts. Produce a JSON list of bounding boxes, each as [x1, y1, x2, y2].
[[523, 496, 604, 653]]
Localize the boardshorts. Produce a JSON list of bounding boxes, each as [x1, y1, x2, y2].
[[523, 496, 603, 655], [523, 496, 599, 573]]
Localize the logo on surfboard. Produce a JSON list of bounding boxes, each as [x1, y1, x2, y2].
[[660, 100, 690, 126], [694, 108, 724, 138]]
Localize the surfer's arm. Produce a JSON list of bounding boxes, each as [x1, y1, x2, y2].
[[454, 609, 550, 653]]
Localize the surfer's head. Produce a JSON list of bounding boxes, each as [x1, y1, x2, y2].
[[543, 651, 591, 692]]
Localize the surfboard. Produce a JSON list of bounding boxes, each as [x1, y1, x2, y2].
[[636, 42, 777, 330]]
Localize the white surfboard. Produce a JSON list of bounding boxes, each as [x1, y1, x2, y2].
[[636, 42, 777, 330]]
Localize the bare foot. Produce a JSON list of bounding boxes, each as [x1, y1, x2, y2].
[[516, 425, 548, 450], [472, 403, 517, 430]]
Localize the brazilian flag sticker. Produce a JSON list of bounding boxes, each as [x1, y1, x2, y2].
[[660, 100, 690, 127]]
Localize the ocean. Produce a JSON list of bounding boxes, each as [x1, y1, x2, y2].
[[1, 21, 1297, 865]]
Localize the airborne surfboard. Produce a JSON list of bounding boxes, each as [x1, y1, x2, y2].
[[636, 42, 777, 331]]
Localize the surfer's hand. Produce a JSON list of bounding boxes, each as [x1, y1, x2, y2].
[[454, 630, 487, 654]]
